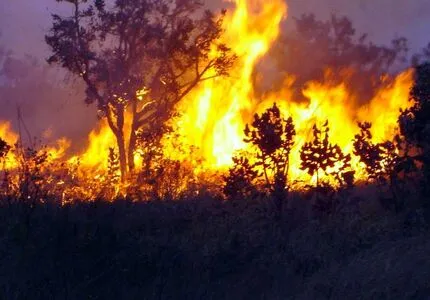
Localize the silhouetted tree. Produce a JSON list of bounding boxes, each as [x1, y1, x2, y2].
[[223, 156, 259, 200], [353, 122, 395, 183], [399, 62, 430, 195], [46, 0, 236, 180], [244, 103, 296, 188], [223, 103, 296, 216], [244, 103, 296, 213], [271, 14, 408, 99], [300, 121, 353, 217], [353, 122, 408, 212], [0, 138, 10, 161], [300, 121, 353, 188], [411, 42, 430, 66]]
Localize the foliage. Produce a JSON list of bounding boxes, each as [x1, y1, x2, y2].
[[353, 122, 412, 212], [399, 62, 430, 208], [243, 103, 296, 188], [0, 137, 10, 161], [45, 0, 236, 178], [353, 122, 399, 184], [400, 63, 430, 148], [273, 13, 408, 100], [299, 121, 354, 218], [300, 121, 353, 188], [131, 131, 204, 201], [224, 103, 296, 216], [223, 156, 259, 200]]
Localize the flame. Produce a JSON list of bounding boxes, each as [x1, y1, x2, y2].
[[0, 0, 416, 198], [170, 0, 287, 168], [166, 0, 414, 184], [0, 122, 19, 170], [68, 120, 115, 174]]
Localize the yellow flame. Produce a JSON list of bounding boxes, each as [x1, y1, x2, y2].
[[166, 0, 414, 184], [0, 122, 19, 169], [0, 0, 416, 196], [171, 0, 287, 168]]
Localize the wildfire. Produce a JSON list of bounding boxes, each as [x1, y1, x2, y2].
[[0, 122, 19, 170], [167, 0, 414, 184], [170, 0, 287, 168], [0, 0, 415, 197]]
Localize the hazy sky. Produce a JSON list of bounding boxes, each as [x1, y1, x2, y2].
[[0, 0, 429, 143], [1, 0, 430, 58]]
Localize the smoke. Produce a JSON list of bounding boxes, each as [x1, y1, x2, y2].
[[1, 0, 429, 58], [286, 0, 430, 51], [0, 0, 429, 145]]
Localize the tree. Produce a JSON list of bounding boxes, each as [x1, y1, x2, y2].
[[223, 156, 259, 200], [0, 138, 10, 161], [223, 103, 296, 216], [399, 62, 430, 193], [46, 0, 236, 180], [244, 103, 296, 191], [400, 63, 430, 151], [300, 121, 353, 217], [271, 14, 408, 100], [353, 122, 396, 183], [353, 122, 411, 212], [300, 121, 353, 188]]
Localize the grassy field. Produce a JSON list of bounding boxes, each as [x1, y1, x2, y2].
[[0, 193, 429, 300]]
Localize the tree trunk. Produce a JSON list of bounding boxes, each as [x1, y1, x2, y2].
[[113, 107, 127, 182], [116, 131, 127, 182], [127, 100, 139, 173], [127, 128, 137, 173]]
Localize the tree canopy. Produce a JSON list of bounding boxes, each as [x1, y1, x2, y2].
[[46, 0, 236, 178]]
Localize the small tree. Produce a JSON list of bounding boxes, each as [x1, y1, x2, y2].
[[244, 103, 296, 190], [300, 121, 353, 188], [46, 0, 236, 180], [300, 121, 354, 217], [0, 138, 10, 161], [223, 156, 259, 200], [353, 122, 395, 183], [393, 62, 430, 212], [353, 122, 410, 212], [224, 103, 296, 216], [274, 13, 408, 100], [399, 62, 430, 184]]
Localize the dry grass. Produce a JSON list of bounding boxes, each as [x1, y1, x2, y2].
[[0, 193, 428, 299]]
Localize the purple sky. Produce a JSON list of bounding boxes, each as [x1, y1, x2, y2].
[[1, 0, 430, 99], [1, 0, 430, 58], [0, 0, 429, 143]]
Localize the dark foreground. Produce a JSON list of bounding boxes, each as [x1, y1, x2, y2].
[[0, 195, 429, 300]]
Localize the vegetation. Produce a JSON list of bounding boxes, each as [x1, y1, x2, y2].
[[45, 0, 236, 179], [1, 8, 430, 300], [270, 13, 409, 100]]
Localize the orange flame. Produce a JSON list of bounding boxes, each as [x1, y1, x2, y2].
[[0, 122, 19, 170], [0, 0, 416, 195], [166, 0, 414, 184]]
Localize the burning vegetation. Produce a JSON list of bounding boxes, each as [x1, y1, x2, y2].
[[0, 0, 428, 214], [4, 1, 430, 299]]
